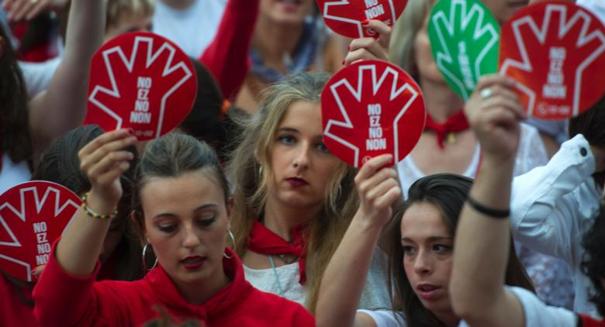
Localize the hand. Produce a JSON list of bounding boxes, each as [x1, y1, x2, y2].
[[78, 129, 136, 212], [343, 20, 391, 65], [465, 74, 526, 162], [2, 0, 68, 21], [354, 154, 401, 228]]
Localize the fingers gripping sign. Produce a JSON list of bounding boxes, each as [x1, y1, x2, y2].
[[321, 60, 426, 168], [317, 0, 407, 38], [85, 32, 197, 140], [78, 129, 137, 207], [500, 2, 605, 120], [0, 181, 81, 282], [354, 154, 401, 226]]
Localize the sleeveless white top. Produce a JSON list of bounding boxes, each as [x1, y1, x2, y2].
[[397, 123, 548, 198]]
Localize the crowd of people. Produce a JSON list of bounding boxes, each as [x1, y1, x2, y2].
[[1, 0, 605, 326]]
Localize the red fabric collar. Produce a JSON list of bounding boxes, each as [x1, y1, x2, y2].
[[580, 314, 605, 327], [147, 248, 253, 320], [424, 110, 470, 149], [247, 221, 307, 284]]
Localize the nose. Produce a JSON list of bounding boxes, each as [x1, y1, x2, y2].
[[413, 250, 433, 275], [292, 142, 310, 170], [181, 222, 201, 248]]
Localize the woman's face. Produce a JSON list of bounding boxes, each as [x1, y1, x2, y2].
[[259, 0, 312, 25], [401, 202, 455, 316], [414, 13, 445, 84], [267, 101, 341, 211], [141, 169, 230, 287]]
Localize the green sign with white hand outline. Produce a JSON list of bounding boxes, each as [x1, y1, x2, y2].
[[428, 0, 500, 100]]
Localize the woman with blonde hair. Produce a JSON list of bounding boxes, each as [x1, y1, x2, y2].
[[227, 72, 390, 312]]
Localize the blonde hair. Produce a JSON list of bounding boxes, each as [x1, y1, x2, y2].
[[389, 0, 435, 75], [106, 0, 155, 31], [227, 72, 359, 310]]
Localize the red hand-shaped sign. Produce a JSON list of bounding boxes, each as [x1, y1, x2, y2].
[[317, 0, 407, 38], [321, 60, 425, 168], [0, 181, 80, 282], [500, 1, 605, 120], [85, 32, 197, 140]]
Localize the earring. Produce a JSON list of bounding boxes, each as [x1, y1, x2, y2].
[[224, 229, 236, 259], [142, 243, 158, 271], [257, 164, 264, 179]]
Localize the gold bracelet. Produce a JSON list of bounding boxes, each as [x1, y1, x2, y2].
[[81, 192, 118, 220]]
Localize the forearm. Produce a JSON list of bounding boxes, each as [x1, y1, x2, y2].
[[316, 214, 383, 327], [56, 191, 113, 276], [30, 0, 106, 154], [199, 0, 259, 99], [451, 156, 515, 323]]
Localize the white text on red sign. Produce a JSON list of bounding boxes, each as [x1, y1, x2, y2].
[[33, 222, 50, 266], [542, 47, 567, 99], [367, 103, 387, 151], [131, 76, 152, 124], [364, 0, 385, 20]]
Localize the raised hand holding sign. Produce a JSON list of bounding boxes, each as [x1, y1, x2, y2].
[[428, 0, 500, 101], [321, 60, 425, 168], [0, 181, 81, 282], [500, 1, 605, 120], [317, 0, 407, 38], [85, 32, 197, 140]]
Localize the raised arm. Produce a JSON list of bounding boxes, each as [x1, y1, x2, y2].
[[450, 75, 526, 327], [316, 154, 401, 327], [199, 0, 259, 99], [56, 129, 135, 276], [28, 0, 106, 160]]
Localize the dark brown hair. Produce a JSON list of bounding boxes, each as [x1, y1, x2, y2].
[[32, 125, 143, 281], [385, 174, 534, 326], [582, 203, 605, 317], [0, 24, 32, 164]]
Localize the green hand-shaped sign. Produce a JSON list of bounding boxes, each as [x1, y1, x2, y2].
[[428, 0, 500, 100]]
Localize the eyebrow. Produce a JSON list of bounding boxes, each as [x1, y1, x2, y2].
[[401, 236, 453, 243], [277, 127, 299, 134], [153, 203, 219, 219]]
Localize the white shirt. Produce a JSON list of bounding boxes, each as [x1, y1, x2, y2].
[[511, 134, 601, 317], [152, 0, 227, 58], [398, 123, 548, 198], [362, 287, 577, 327], [0, 154, 31, 194]]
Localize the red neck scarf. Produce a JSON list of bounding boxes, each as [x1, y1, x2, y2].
[[424, 110, 470, 149], [247, 221, 307, 284]]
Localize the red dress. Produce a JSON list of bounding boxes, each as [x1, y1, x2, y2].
[[34, 247, 315, 327]]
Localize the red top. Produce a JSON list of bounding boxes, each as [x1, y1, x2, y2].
[[33, 247, 315, 327], [580, 314, 605, 327], [0, 275, 37, 327], [199, 0, 259, 100]]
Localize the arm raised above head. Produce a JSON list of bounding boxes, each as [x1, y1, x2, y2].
[[316, 154, 400, 327], [28, 0, 106, 161], [450, 75, 525, 327]]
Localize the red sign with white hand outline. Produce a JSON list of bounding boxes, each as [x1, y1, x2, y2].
[[85, 32, 197, 140], [317, 0, 407, 38], [500, 1, 605, 120], [0, 181, 81, 282], [321, 60, 425, 168]]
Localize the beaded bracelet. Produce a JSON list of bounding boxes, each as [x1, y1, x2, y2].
[[466, 196, 510, 219], [81, 193, 118, 220]]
